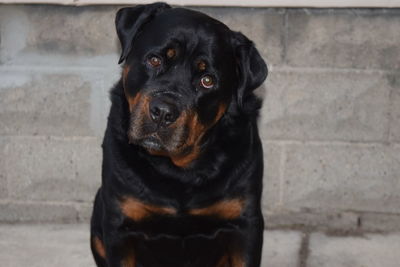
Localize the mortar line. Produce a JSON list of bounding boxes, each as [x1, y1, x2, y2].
[[0, 199, 93, 205], [281, 8, 289, 64], [386, 77, 395, 143], [0, 65, 119, 73], [262, 139, 399, 146], [270, 65, 400, 75], [266, 206, 400, 217], [298, 232, 311, 267], [1, 136, 398, 146], [2, 64, 398, 75], [0, 135, 100, 141]]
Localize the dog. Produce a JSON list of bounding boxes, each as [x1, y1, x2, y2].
[[90, 2, 267, 266]]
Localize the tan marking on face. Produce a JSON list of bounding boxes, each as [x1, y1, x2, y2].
[[139, 95, 151, 118], [170, 103, 227, 168], [166, 48, 176, 58], [127, 95, 152, 144], [198, 60, 207, 71], [92, 236, 106, 259], [167, 110, 205, 167], [120, 197, 177, 221], [170, 149, 200, 168], [126, 92, 142, 113], [215, 103, 228, 123], [122, 65, 146, 113], [189, 198, 245, 220], [123, 65, 130, 87], [148, 144, 201, 168]]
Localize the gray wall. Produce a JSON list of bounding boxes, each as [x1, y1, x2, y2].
[[0, 5, 399, 231]]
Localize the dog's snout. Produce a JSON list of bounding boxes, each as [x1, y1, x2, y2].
[[149, 98, 179, 126]]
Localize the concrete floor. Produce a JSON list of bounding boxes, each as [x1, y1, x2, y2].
[[0, 224, 399, 267]]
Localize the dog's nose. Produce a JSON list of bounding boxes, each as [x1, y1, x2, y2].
[[149, 98, 179, 126]]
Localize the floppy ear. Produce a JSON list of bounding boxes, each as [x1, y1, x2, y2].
[[232, 31, 268, 108], [116, 2, 171, 64]]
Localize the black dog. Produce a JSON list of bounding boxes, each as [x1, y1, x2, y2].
[[90, 3, 267, 266]]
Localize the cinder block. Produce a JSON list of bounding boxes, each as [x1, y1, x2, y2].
[[197, 7, 285, 67], [261, 231, 302, 267], [282, 143, 400, 214], [261, 141, 282, 211], [388, 74, 400, 141], [308, 232, 400, 267], [2, 136, 102, 202], [0, 72, 95, 136], [360, 212, 400, 232], [0, 224, 94, 267], [76, 202, 94, 223], [89, 70, 117, 137], [0, 201, 78, 223], [0, 5, 119, 62], [261, 70, 391, 141], [286, 9, 400, 70], [0, 6, 30, 63]]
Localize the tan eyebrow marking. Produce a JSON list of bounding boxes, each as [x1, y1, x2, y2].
[[198, 60, 207, 71], [166, 48, 176, 58]]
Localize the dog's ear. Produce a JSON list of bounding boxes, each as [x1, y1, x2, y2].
[[231, 31, 268, 108], [116, 2, 171, 64]]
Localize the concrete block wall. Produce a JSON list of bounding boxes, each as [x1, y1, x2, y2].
[[0, 5, 399, 232]]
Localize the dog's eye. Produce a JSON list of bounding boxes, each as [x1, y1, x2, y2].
[[200, 75, 214, 89], [148, 56, 162, 67]]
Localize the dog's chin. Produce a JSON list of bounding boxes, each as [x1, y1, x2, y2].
[[133, 135, 188, 158], [137, 136, 165, 151]]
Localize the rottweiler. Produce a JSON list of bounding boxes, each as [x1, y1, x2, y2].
[[90, 2, 268, 267]]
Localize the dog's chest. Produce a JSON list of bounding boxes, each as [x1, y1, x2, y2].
[[116, 196, 247, 266], [118, 195, 246, 236], [122, 226, 245, 267]]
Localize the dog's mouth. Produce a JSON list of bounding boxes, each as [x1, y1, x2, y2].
[[138, 135, 164, 151], [129, 128, 187, 154]]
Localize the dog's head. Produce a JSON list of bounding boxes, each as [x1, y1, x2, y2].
[[116, 3, 267, 167]]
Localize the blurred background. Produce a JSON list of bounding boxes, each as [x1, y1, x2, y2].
[[0, 0, 400, 266]]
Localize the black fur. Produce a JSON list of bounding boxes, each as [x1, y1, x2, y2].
[[91, 3, 267, 267]]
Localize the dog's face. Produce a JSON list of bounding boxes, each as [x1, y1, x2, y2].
[[116, 3, 267, 167]]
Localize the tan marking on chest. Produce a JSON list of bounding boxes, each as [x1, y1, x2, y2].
[[189, 198, 245, 219], [122, 252, 136, 267], [230, 252, 245, 267], [216, 252, 245, 267], [120, 197, 177, 221]]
